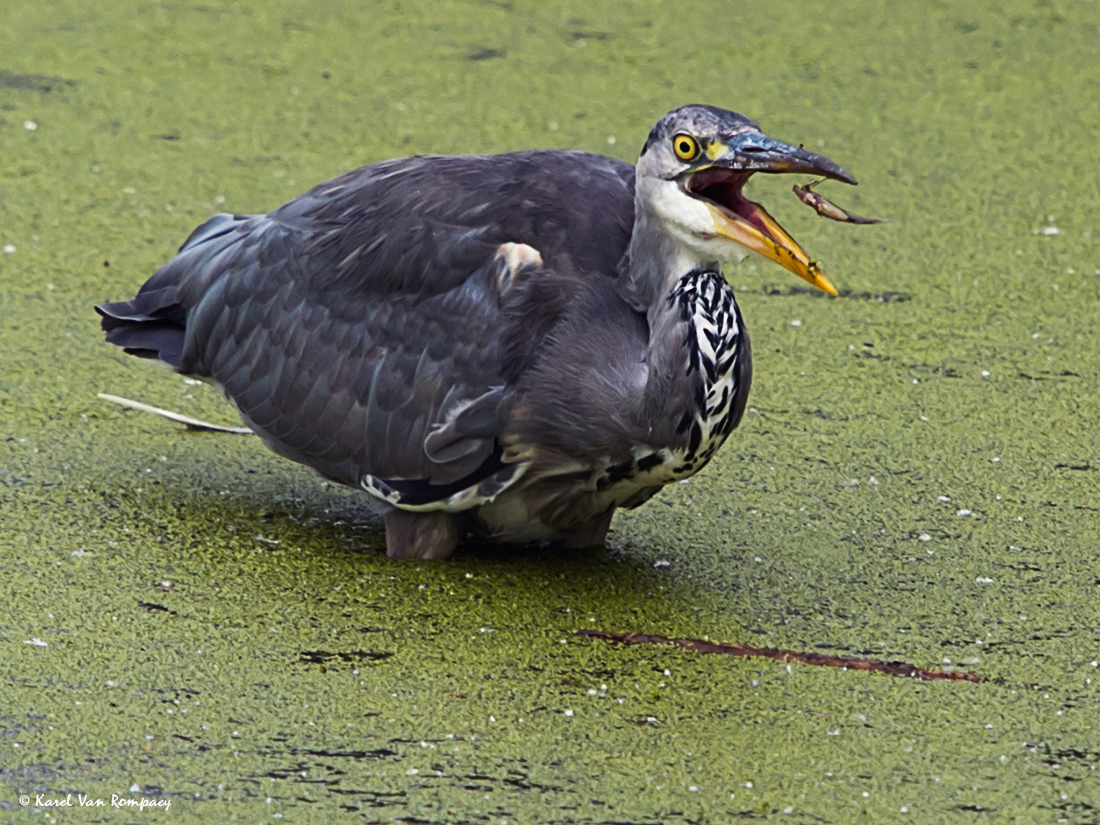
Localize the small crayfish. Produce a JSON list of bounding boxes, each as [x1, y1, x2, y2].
[[793, 180, 883, 225]]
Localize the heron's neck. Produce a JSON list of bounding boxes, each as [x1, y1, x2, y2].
[[620, 200, 714, 319]]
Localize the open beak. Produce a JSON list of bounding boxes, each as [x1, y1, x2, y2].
[[684, 133, 855, 295]]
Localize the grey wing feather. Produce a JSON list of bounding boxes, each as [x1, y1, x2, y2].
[[98, 150, 636, 504]]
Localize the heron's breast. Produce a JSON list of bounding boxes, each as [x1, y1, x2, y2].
[[475, 270, 749, 540], [623, 268, 747, 486]]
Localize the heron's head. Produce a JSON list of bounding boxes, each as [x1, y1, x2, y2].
[[636, 104, 855, 295]]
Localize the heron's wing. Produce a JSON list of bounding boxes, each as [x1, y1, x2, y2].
[[272, 150, 634, 296], [98, 150, 636, 503], [124, 212, 518, 491]]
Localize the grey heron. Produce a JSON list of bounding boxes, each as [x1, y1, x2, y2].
[[98, 104, 856, 560]]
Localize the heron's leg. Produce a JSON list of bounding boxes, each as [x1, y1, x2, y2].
[[385, 510, 460, 560], [559, 511, 614, 549]]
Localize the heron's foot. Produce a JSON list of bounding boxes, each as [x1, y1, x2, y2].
[[559, 512, 614, 550], [385, 510, 460, 560]]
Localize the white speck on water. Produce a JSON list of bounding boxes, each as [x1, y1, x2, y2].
[[653, 559, 670, 568], [23, 120, 37, 131], [563, 709, 573, 717], [24, 638, 48, 647], [956, 509, 972, 516], [790, 319, 802, 327]]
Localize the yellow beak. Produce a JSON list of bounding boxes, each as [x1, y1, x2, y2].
[[707, 202, 838, 296]]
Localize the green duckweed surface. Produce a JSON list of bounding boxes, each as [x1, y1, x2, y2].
[[2, 1, 1100, 822]]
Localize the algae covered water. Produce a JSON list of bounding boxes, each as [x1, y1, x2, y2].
[[2, 1, 1099, 821]]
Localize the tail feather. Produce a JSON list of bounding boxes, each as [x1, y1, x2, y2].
[[96, 302, 185, 365], [97, 212, 252, 369]]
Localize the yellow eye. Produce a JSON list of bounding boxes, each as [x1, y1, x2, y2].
[[673, 133, 700, 161]]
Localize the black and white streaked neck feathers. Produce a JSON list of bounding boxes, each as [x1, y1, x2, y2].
[[668, 268, 750, 473]]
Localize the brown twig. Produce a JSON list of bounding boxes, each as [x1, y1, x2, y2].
[[577, 630, 982, 683]]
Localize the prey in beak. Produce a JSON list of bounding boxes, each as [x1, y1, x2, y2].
[[681, 132, 856, 296], [793, 179, 884, 225]]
